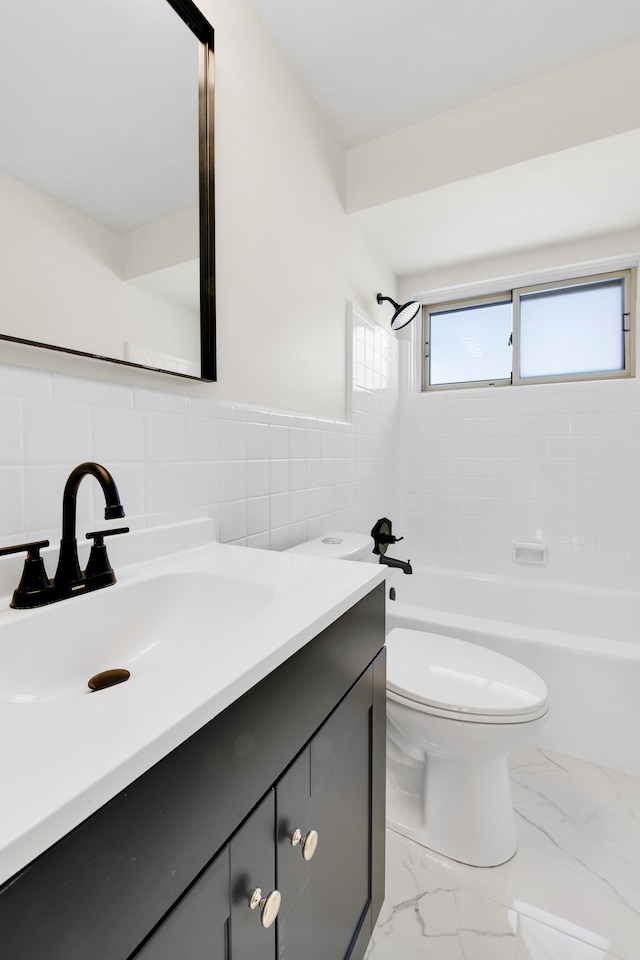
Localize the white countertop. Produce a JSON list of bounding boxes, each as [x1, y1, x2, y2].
[[0, 520, 385, 886]]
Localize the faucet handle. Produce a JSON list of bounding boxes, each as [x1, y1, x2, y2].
[[85, 527, 130, 541], [0, 540, 53, 608], [0, 539, 50, 559], [84, 527, 130, 581]]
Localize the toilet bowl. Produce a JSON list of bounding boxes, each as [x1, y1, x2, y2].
[[386, 627, 549, 866], [285, 533, 550, 867]]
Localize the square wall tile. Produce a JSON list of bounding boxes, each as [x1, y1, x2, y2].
[[0, 364, 50, 399], [269, 425, 289, 460], [246, 460, 269, 499], [23, 399, 91, 465], [246, 496, 269, 536], [24, 464, 75, 536], [0, 467, 25, 537], [93, 407, 144, 464], [219, 461, 246, 502], [218, 419, 246, 461], [186, 415, 218, 462], [270, 492, 290, 529], [246, 422, 269, 460], [143, 412, 186, 463], [0, 396, 23, 464], [144, 463, 186, 516], [289, 426, 306, 459], [187, 461, 219, 508], [218, 500, 247, 542]]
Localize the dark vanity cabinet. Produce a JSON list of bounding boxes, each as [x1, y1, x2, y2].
[[0, 584, 385, 960]]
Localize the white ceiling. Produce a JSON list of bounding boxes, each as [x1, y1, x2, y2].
[[248, 0, 640, 145], [248, 0, 640, 280]]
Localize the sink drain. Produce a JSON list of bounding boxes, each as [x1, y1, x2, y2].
[[88, 668, 131, 692]]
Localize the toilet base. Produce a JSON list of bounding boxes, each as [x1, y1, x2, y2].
[[386, 750, 518, 867]]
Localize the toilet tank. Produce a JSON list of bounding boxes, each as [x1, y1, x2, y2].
[[285, 532, 374, 562]]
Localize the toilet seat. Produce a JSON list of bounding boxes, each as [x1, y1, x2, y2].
[[386, 628, 549, 724]]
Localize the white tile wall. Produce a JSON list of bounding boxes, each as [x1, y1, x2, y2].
[[7, 309, 640, 589], [0, 305, 399, 560], [397, 375, 640, 589]]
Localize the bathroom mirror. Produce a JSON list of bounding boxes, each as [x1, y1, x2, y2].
[[0, 0, 215, 381]]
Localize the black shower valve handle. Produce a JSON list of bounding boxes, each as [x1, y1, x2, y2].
[[379, 533, 403, 545]]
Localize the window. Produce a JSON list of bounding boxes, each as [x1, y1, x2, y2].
[[423, 269, 635, 390]]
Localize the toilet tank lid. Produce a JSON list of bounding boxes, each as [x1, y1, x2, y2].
[[285, 532, 373, 561]]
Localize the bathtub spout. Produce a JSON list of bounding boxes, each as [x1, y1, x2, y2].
[[379, 554, 413, 575]]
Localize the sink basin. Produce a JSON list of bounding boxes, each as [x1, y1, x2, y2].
[[0, 572, 274, 703]]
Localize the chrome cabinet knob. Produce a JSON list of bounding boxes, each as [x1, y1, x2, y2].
[[291, 827, 318, 861], [248, 887, 281, 928]]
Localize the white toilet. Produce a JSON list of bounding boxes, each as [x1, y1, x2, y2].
[[286, 532, 550, 867]]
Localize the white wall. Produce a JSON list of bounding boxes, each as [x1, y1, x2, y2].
[[399, 225, 640, 302], [0, 0, 400, 564], [6, 0, 640, 593], [394, 232, 640, 590], [0, 0, 395, 422], [207, 0, 396, 417]]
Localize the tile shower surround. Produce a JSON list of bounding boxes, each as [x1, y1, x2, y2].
[[396, 374, 640, 589], [4, 318, 640, 588]]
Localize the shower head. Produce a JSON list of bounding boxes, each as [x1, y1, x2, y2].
[[376, 293, 421, 330]]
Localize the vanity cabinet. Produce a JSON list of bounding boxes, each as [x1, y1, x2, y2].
[[0, 583, 385, 960], [132, 843, 231, 959], [138, 662, 376, 960]]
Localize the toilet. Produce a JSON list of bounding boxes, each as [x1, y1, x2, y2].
[[286, 532, 550, 867]]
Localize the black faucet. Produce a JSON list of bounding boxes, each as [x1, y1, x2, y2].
[[378, 553, 413, 575], [54, 462, 126, 589], [370, 517, 413, 575], [0, 462, 128, 608]]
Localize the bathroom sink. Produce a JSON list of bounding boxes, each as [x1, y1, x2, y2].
[[0, 571, 274, 703]]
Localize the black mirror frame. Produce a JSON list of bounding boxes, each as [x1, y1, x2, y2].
[[172, 0, 217, 382], [0, 0, 216, 383]]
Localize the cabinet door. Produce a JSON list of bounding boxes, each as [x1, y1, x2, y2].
[[230, 790, 278, 958], [309, 669, 373, 960], [133, 847, 230, 960], [276, 660, 382, 960], [276, 749, 313, 960], [133, 793, 279, 960]]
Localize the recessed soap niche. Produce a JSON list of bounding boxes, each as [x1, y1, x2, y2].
[[513, 540, 547, 565]]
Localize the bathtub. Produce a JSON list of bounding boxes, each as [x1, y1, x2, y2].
[[383, 565, 640, 776]]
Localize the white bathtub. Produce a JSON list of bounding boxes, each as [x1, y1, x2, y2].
[[383, 565, 640, 776]]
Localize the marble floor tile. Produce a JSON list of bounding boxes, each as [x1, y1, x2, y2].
[[372, 747, 640, 960], [365, 835, 519, 960], [517, 915, 621, 960]]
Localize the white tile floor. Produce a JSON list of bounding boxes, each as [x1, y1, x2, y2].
[[365, 746, 640, 960]]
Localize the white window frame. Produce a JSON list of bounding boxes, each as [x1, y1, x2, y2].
[[421, 268, 636, 391]]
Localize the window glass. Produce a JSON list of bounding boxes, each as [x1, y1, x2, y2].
[[518, 279, 625, 379], [429, 300, 512, 386], [423, 269, 633, 390]]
